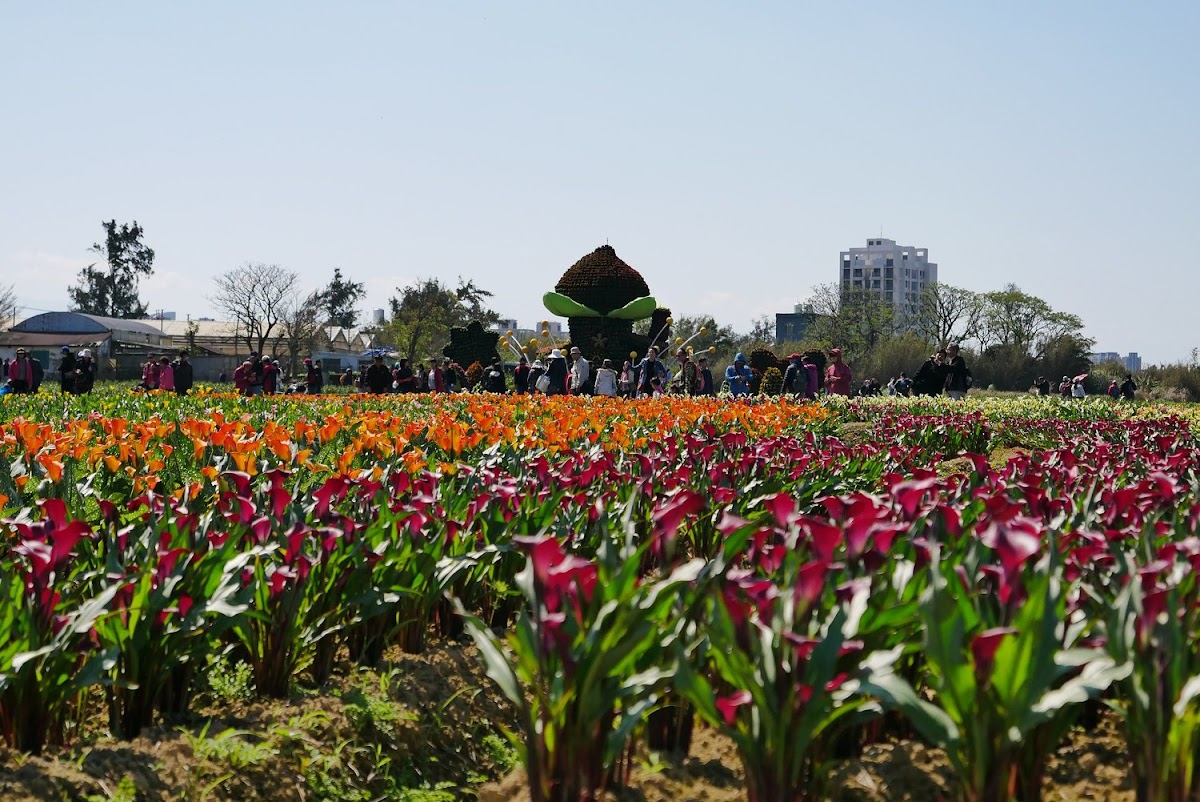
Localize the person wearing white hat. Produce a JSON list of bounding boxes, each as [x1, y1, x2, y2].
[[545, 349, 568, 395], [528, 358, 546, 393], [74, 349, 96, 394]]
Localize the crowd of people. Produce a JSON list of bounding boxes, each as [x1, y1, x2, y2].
[[0, 340, 1142, 403], [345, 343, 967, 401], [2, 345, 98, 395]]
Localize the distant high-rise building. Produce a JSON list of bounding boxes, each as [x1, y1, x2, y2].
[[776, 303, 820, 343], [839, 238, 938, 318], [1089, 351, 1143, 373]]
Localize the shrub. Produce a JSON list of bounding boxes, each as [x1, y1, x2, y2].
[[760, 367, 783, 396]]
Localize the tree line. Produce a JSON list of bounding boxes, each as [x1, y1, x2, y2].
[[58, 220, 1200, 399]]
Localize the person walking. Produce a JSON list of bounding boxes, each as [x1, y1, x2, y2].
[[58, 346, 77, 394], [782, 353, 809, 398], [528, 359, 546, 394], [944, 344, 972, 400], [697, 356, 715, 396], [483, 357, 507, 393], [75, 350, 96, 394], [635, 347, 669, 398], [673, 347, 700, 395], [619, 359, 635, 397], [7, 348, 35, 393], [545, 349, 569, 395], [568, 346, 590, 395], [304, 358, 324, 394], [364, 354, 392, 393], [262, 358, 279, 395], [157, 356, 176, 392], [593, 358, 618, 397], [1120, 374, 1138, 400], [513, 356, 530, 394], [913, 350, 947, 396], [1033, 376, 1051, 396], [824, 348, 853, 396], [174, 351, 194, 396], [142, 355, 161, 391]]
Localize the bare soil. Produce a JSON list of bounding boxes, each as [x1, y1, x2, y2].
[[0, 641, 1136, 802]]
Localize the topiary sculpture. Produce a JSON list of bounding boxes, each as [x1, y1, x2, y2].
[[543, 245, 665, 366], [443, 321, 500, 369]]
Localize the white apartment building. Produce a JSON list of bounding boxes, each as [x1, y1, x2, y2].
[[839, 238, 938, 316]]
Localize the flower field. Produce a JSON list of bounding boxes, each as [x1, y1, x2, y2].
[[1, 391, 1199, 801]]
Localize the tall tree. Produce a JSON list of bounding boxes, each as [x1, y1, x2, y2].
[[0, 282, 16, 325], [910, 283, 983, 348], [210, 263, 300, 356], [321, 268, 366, 328], [68, 220, 156, 318], [977, 284, 1085, 359], [383, 277, 498, 362], [804, 283, 896, 363]]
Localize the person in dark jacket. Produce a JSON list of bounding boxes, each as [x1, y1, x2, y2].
[[483, 357, 507, 393], [944, 344, 972, 400], [545, 349, 569, 395], [513, 356, 530, 394], [1033, 376, 1051, 396], [393, 359, 416, 393], [364, 355, 392, 393], [173, 350, 195, 396], [75, 350, 96, 394], [528, 359, 546, 394], [697, 356, 715, 396], [1120, 375, 1138, 400], [59, 346, 78, 394], [782, 353, 809, 398], [304, 358, 323, 394], [912, 350, 948, 396]]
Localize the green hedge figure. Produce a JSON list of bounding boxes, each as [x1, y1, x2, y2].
[[543, 245, 667, 367], [444, 321, 500, 369]]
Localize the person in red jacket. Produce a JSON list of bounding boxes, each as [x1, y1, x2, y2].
[[823, 348, 853, 396], [233, 360, 251, 395]]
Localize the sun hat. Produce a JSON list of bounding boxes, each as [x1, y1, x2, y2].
[[551, 348, 563, 359], [533, 359, 545, 369], [79, 349, 91, 359]]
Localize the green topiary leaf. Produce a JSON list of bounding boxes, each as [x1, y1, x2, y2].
[[605, 296, 658, 321], [543, 291, 601, 318]]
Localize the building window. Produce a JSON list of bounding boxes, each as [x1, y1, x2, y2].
[[842, 269, 850, 279], [886, 259, 894, 267], [885, 280, 893, 290], [885, 267, 893, 278], [853, 268, 862, 277]]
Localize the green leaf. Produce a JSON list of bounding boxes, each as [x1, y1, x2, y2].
[[542, 292, 601, 318], [605, 296, 659, 321], [861, 671, 961, 748]]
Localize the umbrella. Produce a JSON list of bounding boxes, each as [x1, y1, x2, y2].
[[1073, 373, 1088, 382]]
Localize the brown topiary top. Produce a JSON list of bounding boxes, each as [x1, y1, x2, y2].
[[555, 245, 651, 316]]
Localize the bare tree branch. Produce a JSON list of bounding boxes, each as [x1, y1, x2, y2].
[[210, 263, 300, 356]]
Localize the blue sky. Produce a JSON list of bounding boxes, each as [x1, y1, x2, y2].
[[2, 2, 1196, 363]]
